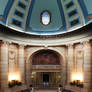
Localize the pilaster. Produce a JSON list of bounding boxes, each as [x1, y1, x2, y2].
[[67, 44, 74, 84], [18, 44, 25, 84], [83, 41, 92, 90], [0, 41, 9, 88]]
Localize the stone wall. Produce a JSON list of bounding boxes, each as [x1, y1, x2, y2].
[[0, 41, 92, 92], [65, 41, 92, 92]]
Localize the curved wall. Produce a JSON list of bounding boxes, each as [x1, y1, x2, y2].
[[0, 23, 92, 46]]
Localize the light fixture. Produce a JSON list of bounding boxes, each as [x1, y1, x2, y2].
[[8, 73, 22, 88], [70, 73, 84, 88], [8, 74, 20, 82]]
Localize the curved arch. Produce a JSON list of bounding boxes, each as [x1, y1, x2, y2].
[[25, 48, 66, 86], [32, 50, 61, 65], [26, 48, 65, 65]]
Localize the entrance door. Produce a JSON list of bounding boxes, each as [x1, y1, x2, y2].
[[43, 73, 49, 86], [31, 72, 61, 87], [43, 74, 49, 82]]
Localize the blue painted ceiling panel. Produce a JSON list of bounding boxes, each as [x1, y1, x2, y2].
[[0, 0, 92, 35], [28, 0, 63, 31], [0, 0, 14, 24]]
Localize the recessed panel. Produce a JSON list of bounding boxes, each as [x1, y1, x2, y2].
[[83, 0, 92, 14]]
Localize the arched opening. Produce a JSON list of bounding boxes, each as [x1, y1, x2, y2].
[[26, 49, 65, 88], [32, 50, 60, 65]]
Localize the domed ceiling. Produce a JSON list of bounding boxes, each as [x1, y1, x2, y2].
[[0, 0, 92, 35]]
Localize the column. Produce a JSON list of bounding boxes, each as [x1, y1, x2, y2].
[[83, 41, 91, 90], [19, 44, 25, 84], [0, 42, 9, 88], [67, 44, 74, 84]]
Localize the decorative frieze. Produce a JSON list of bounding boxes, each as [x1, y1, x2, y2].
[[80, 40, 90, 45]]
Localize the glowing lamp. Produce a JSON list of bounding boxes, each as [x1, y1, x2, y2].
[[71, 73, 84, 88], [8, 73, 22, 87], [8, 74, 20, 82], [72, 73, 83, 82]]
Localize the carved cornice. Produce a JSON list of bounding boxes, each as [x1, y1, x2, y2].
[[66, 43, 74, 47], [18, 44, 26, 48], [2, 41, 9, 46], [0, 36, 92, 46], [80, 39, 90, 45], [0, 23, 92, 46]]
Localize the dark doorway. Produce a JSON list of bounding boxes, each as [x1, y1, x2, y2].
[[43, 74, 49, 82]]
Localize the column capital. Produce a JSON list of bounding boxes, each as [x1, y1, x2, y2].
[[2, 40, 13, 45], [80, 40, 90, 45], [18, 43, 26, 48], [66, 43, 74, 47], [2, 41, 9, 46]]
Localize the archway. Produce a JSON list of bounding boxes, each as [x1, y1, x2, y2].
[[32, 50, 61, 65], [25, 49, 66, 88]]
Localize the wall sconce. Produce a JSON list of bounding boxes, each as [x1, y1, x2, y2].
[[70, 73, 84, 88], [8, 80, 22, 88], [70, 80, 83, 88], [8, 74, 22, 88], [31, 72, 36, 78], [58, 75, 61, 78]]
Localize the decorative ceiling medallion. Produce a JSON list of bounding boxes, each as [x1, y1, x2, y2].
[[61, 27, 64, 30], [26, 27, 31, 31], [40, 10, 51, 26], [88, 16, 92, 20]]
